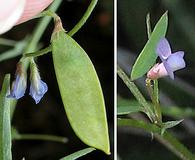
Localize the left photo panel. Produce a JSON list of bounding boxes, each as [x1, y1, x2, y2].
[[0, 0, 114, 160]]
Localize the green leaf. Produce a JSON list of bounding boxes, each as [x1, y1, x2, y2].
[[0, 74, 12, 160], [117, 98, 143, 115], [60, 147, 95, 160], [51, 28, 110, 154], [131, 11, 168, 80], [161, 119, 183, 135]]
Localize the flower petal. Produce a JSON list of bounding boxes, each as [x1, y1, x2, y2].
[[30, 80, 48, 104], [147, 63, 168, 80], [156, 37, 172, 61], [167, 51, 186, 72], [0, 0, 26, 34], [163, 61, 174, 79], [7, 74, 27, 99], [16, 0, 53, 25]]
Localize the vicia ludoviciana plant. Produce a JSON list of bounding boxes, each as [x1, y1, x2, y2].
[[0, 0, 110, 159], [118, 12, 195, 160]]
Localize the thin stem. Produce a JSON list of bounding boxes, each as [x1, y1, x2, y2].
[[37, 10, 58, 19], [117, 65, 155, 122], [68, 0, 98, 36], [0, 38, 17, 47], [24, 45, 52, 58], [14, 134, 68, 143], [146, 79, 162, 123], [118, 118, 195, 160], [153, 80, 159, 103]]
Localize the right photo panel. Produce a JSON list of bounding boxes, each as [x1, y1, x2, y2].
[[117, 1, 195, 160]]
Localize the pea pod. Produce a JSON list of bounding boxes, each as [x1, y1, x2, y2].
[[51, 18, 110, 154]]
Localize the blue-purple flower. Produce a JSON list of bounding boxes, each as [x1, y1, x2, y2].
[[147, 37, 186, 80], [29, 61, 48, 104], [8, 63, 27, 99]]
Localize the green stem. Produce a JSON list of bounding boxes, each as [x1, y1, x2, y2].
[[38, 10, 58, 19], [0, 38, 17, 47], [117, 65, 155, 122], [68, 0, 98, 36], [118, 118, 195, 160], [146, 79, 162, 123], [24, 45, 52, 58], [14, 134, 68, 143], [154, 80, 159, 103]]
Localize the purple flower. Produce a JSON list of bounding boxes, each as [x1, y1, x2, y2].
[[29, 61, 48, 104], [147, 38, 186, 80], [29, 79, 48, 104], [8, 63, 27, 99]]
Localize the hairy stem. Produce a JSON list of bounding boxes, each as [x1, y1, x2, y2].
[[117, 65, 155, 122]]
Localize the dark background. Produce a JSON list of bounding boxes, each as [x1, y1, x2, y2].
[[0, 0, 113, 159], [117, 0, 195, 160]]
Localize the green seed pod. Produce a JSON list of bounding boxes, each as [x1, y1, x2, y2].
[[51, 18, 110, 154]]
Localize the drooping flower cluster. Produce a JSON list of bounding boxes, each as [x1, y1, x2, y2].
[[8, 60, 48, 104], [0, 0, 53, 34], [147, 37, 186, 80]]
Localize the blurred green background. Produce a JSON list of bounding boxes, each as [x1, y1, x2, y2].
[[0, 0, 113, 159], [118, 0, 195, 159]]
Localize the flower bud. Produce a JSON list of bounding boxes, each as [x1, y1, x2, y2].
[[29, 61, 48, 104], [8, 62, 27, 99]]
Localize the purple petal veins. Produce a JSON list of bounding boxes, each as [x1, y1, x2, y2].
[[29, 79, 48, 104]]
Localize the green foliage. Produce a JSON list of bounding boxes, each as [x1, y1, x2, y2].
[[118, 118, 195, 160], [51, 28, 110, 154], [0, 75, 12, 160], [117, 98, 143, 115], [161, 120, 183, 135], [60, 147, 95, 160], [117, 98, 195, 118], [131, 11, 168, 80], [117, 66, 155, 121]]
